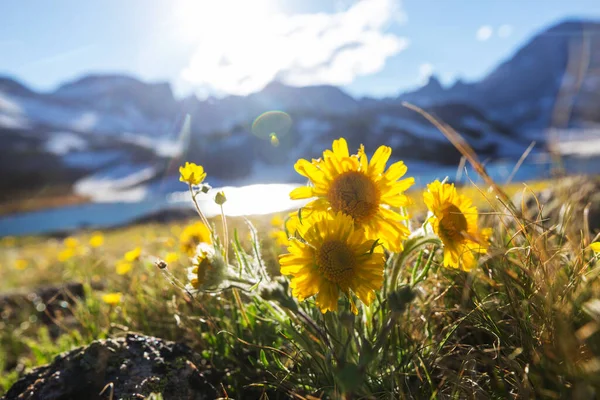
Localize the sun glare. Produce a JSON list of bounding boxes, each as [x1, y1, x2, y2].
[[175, 0, 279, 94]]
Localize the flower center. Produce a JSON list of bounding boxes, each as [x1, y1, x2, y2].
[[439, 204, 468, 243], [327, 171, 380, 222], [316, 240, 355, 284]]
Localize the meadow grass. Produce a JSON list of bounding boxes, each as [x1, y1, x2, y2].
[[1, 173, 599, 398]]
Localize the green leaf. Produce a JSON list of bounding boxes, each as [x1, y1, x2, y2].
[[259, 349, 269, 367]]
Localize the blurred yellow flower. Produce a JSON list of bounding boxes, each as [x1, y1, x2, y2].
[[89, 233, 104, 248], [591, 242, 600, 253], [269, 213, 300, 247], [102, 292, 122, 306], [64, 237, 80, 248], [270, 214, 284, 227], [180, 222, 212, 256], [14, 259, 28, 270], [179, 162, 207, 185], [279, 211, 385, 314], [58, 248, 76, 262], [116, 260, 133, 275], [423, 180, 489, 272], [124, 247, 142, 262], [290, 138, 414, 252], [270, 230, 289, 247], [165, 252, 179, 264]]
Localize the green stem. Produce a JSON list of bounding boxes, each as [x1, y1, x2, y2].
[[188, 184, 210, 228], [389, 236, 441, 292], [412, 247, 436, 288], [220, 204, 228, 264]]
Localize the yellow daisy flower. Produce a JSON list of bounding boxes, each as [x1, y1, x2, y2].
[[64, 237, 80, 248], [279, 211, 385, 314], [180, 222, 212, 256], [14, 258, 28, 270], [164, 252, 179, 264], [591, 242, 600, 253], [179, 162, 207, 185], [89, 232, 104, 248], [58, 248, 76, 262], [270, 214, 285, 228], [290, 138, 414, 252], [102, 292, 122, 306], [269, 213, 297, 247], [124, 247, 142, 262], [423, 180, 488, 271], [116, 260, 133, 275]]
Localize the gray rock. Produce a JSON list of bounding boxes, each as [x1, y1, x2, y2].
[[4, 334, 217, 400]]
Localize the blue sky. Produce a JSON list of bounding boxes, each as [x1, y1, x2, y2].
[[1, 0, 600, 99]]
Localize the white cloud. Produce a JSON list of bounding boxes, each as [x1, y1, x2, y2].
[[179, 0, 408, 96], [418, 63, 434, 84], [498, 24, 513, 38], [476, 25, 493, 41]]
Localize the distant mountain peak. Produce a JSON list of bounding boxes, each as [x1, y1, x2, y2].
[[424, 75, 443, 90], [53, 73, 173, 100]]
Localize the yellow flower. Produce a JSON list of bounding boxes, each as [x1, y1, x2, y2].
[[64, 237, 79, 248], [269, 213, 301, 247], [290, 138, 414, 252], [270, 214, 285, 227], [124, 247, 142, 262], [89, 232, 104, 248], [14, 259, 28, 270], [591, 242, 600, 253], [164, 252, 179, 264], [116, 260, 133, 275], [270, 230, 290, 247], [187, 243, 226, 291], [179, 162, 207, 185], [423, 180, 488, 271], [58, 248, 76, 262], [102, 292, 122, 306], [180, 222, 212, 256], [279, 211, 385, 314]]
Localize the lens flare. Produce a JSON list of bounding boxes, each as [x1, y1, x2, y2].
[[252, 111, 292, 141], [270, 133, 280, 147]]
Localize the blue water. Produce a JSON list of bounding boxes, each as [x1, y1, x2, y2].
[[0, 156, 598, 237]]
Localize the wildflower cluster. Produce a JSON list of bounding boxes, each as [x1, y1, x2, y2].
[[170, 137, 496, 396], [176, 138, 491, 313], [279, 138, 490, 313]]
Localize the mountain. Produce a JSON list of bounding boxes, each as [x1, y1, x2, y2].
[[1, 19, 599, 201], [399, 20, 600, 140]]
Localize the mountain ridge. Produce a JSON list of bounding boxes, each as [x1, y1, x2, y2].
[[1, 18, 599, 199]]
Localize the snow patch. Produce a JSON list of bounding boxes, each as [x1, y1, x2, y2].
[[71, 112, 98, 131], [73, 164, 157, 202], [0, 113, 29, 129], [45, 132, 87, 155]]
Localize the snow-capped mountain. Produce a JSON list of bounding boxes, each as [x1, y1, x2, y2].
[[1, 19, 599, 201], [398, 20, 600, 140]]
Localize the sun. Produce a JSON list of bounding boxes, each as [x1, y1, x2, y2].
[[174, 0, 275, 43], [173, 0, 288, 95]]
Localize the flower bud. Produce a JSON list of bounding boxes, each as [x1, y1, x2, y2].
[[215, 191, 227, 205]]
